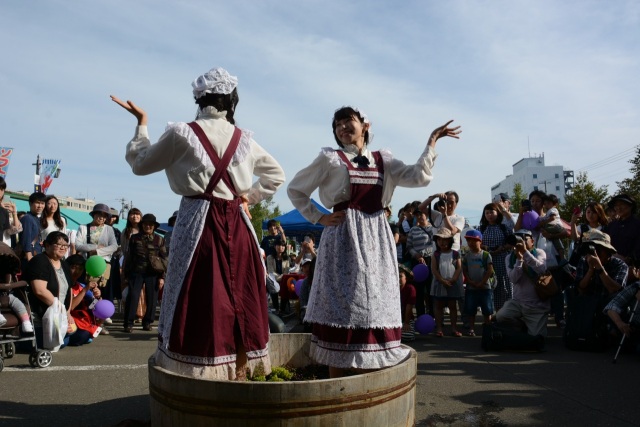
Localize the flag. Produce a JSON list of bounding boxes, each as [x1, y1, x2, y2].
[[0, 147, 14, 178], [39, 159, 61, 194]]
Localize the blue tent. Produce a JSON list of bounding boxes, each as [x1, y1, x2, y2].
[[262, 199, 329, 242]]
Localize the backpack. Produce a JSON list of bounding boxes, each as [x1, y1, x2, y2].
[[481, 251, 497, 290]]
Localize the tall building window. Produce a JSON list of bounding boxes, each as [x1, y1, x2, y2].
[[534, 186, 539, 190], [533, 173, 538, 179], [556, 186, 560, 191], [555, 173, 559, 178]]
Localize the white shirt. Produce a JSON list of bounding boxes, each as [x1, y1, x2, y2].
[[429, 211, 466, 251], [125, 107, 285, 204], [288, 144, 437, 223]]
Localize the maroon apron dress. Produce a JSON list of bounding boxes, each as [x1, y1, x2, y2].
[[165, 122, 269, 372]]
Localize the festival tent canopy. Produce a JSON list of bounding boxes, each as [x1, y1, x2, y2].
[[262, 199, 329, 242]]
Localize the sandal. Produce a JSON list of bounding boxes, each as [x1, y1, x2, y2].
[[435, 331, 444, 338], [451, 331, 462, 337]]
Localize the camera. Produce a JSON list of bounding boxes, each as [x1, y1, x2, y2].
[[434, 198, 446, 210], [521, 200, 531, 211], [577, 243, 597, 257], [505, 234, 524, 246]]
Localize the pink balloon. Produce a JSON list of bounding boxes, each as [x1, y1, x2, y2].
[[522, 211, 540, 231], [93, 300, 115, 320], [294, 279, 305, 296]]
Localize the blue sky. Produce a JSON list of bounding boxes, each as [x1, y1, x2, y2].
[[2, 1, 639, 226]]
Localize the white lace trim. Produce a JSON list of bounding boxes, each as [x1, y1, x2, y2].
[[379, 148, 393, 164], [309, 335, 409, 369], [154, 349, 271, 381], [166, 121, 251, 166], [320, 147, 341, 167], [196, 106, 227, 119], [157, 197, 210, 347], [233, 129, 252, 166]]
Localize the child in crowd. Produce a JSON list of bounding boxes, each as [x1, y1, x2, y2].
[[0, 242, 33, 333], [399, 265, 416, 342], [430, 228, 464, 337], [537, 194, 565, 260], [67, 254, 102, 345], [462, 230, 495, 336], [0, 294, 34, 333]]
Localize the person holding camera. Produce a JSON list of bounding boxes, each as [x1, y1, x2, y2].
[[261, 219, 286, 258], [569, 202, 608, 266], [515, 190, 569, 328], [496, 229, 549, 338], [419, 191, 465, 251], [574, 230, 627, 297]]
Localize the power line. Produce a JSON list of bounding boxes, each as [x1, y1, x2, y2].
[[575, 145, 638, 173]]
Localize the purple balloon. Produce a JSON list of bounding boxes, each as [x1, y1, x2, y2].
[[93, 300, 115, 320], [415, 314, 436, 335], [522, 210, 540, 231], [294, 279, 305, 296], [412, 264, 430, 282]]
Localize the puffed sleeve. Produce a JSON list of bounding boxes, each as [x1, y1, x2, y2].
[[125, 126, 186, 175], [245, 140, 286, 205], [287, 152, 331, 224], [383, 145, 437, 189]]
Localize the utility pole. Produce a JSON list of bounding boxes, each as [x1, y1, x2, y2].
[[32, 154, 41, 192]]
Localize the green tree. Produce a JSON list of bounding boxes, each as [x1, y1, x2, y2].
[[511, 182, 526, 213], [615, 145, 640, 202], [559, 172, 609, 220], [249, 196, 282, 240]]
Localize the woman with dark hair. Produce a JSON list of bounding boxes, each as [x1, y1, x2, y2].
[[569, 202, 608, 264], [120, 207, 144, 323], [25, 231, 73, 349], [40, 195, 66, 242], [266, 238, 289, 316], [112, 67, 285, 380], [479, 202, 513, 311], [288, 106, 460, 377], [121, 208, 142, 257]]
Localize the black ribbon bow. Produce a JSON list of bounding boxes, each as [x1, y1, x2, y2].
[[352, 155, 370, 168]]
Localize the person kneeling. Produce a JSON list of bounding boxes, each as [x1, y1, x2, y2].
[[494, 229, 548, 346]]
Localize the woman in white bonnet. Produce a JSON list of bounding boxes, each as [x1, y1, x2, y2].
[[111, 67, 285, 380]]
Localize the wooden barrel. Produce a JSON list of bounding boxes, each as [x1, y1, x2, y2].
[[149, 333, 416, 426]]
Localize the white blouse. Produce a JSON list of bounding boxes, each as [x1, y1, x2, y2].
[[288, 143, 437, 224], [125, 108, 285, 204]]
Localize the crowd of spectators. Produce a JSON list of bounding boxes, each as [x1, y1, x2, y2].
[[1, 188, 169, 352], [392, 190, 640, 354]]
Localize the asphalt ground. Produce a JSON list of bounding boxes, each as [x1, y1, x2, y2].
[[1, 311, 639, 427]]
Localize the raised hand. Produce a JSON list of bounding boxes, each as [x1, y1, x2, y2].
[[428, 120, 461, 147], [110, 95, 148, 126]]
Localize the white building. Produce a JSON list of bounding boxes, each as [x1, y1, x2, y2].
[[491, 154, 574, 203]]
